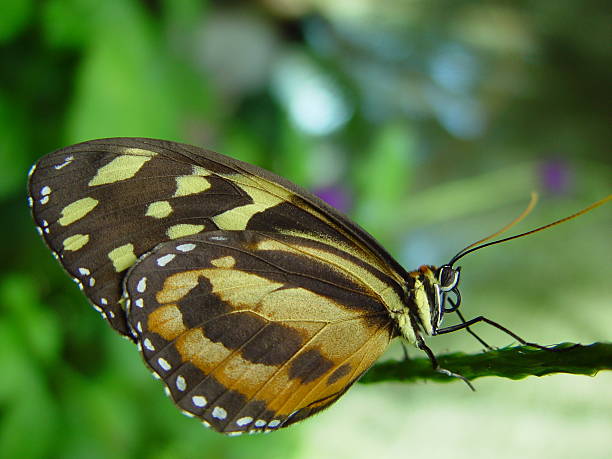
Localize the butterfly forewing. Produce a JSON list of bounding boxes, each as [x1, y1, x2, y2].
[[28, 138, 407, 337], [124, 230, 395, 434]]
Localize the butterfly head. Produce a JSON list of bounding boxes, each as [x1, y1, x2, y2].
[[410, 264, 462, 337]]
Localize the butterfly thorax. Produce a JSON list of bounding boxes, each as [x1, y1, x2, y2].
[[390, 265, 445, 345]]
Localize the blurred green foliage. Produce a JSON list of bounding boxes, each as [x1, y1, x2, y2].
[[1, 1, 610, 458]]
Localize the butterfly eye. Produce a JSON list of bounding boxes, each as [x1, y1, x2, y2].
[[438, 265, 460, 292]]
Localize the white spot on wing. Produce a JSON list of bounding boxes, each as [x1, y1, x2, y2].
[[144, 338, 155, 351], [158, 358, 171, 371], [135, 298, 144, 308], [156, 254, 176, 267], [254, 419, 266, 427], [268, 420, 281, 428], [176, 243, 196, 252], [40, 186, 51, 196], [236, 416, 253, 426], [176, 375, 187, 391], [212, 406, 227, 420], [192, 395, 207, 407], [208, 235, 227, 242], [40, 196, 49, 205], [100, 298, 108, 305], [89, 277, 95, 287], [136, 321, 143, 333], [136, 277, 147, 293], [54, 155, 74, 170], [78, 267, 90, 276], [28, 163, 36, 178]]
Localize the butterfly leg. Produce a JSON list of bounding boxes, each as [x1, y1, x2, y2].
[[416, 338, 475, 391], [434, 315, 568, 351], [444, 292, 494, 350], [454, 308, 495, 351]]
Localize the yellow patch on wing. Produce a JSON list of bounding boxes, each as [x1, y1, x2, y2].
[[58, 197, 99, 226], [260, 286, 359, 323], [174, 176, 211, 197], [88, 150, 156, 186], [146, 200, 173, 218], [211, 174, 292, 230], [211, 256, 236, 268], [155, 270, 204, 304], [166, 224, 205, 239], [205, 270, 284, 311], [212, 185, 283, 230], [148, 304, 187, 340], [62, 233, 90, 251], [107, 243, 137, 272]]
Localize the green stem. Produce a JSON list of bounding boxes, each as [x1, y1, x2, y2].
[[360, 342, 612, 384]]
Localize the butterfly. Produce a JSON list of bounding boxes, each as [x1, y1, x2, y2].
[[28, 138, 610, 435]]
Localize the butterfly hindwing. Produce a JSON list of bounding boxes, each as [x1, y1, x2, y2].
[[124, 230, 395, 434], [28, 138, 406, 338]]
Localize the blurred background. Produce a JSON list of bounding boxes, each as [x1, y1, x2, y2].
[[1, 1, 610, 458]]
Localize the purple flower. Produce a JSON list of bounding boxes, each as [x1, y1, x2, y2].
[[314, 185, 352, 213], [539, 160, 573, 194]]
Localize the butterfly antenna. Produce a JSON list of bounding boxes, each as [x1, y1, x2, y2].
[[449, 194, 611, 267], [456, 192, 539, 256]]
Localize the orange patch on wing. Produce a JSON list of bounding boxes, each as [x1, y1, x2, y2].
[[261, 323, 392, 416], [148, 304, 187, 340]]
